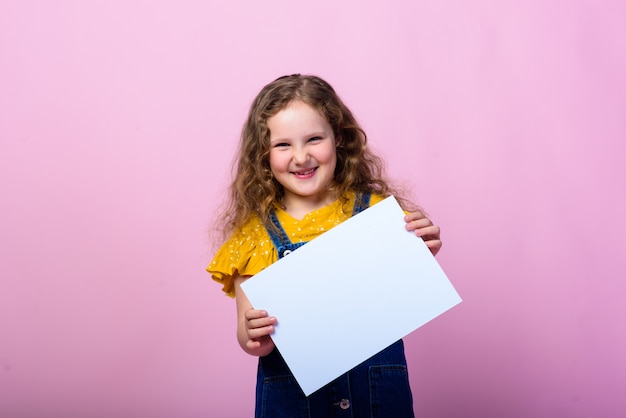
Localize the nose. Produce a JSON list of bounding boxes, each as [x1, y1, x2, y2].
[[292, 145, 309, 165]]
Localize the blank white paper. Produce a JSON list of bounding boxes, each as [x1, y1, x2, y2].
[[241, 196, 462, 396]]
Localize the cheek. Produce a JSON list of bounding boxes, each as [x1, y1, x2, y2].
[[323, 145, 338, 166], [268, 151, 285, 172], [328, 148, 339, 176]]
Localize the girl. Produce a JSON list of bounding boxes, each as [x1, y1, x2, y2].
[[208, 74, 442, 418]]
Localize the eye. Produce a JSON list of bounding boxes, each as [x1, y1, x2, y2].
[[273, 142, 290, 148], [308, 136, 322, 142]]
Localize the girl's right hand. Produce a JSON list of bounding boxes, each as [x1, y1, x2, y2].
[[234, 274, 277, 357], [242, 308, 277, 353]]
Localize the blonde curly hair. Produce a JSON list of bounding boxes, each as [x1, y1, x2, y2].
[[215, 74, 412, 240]]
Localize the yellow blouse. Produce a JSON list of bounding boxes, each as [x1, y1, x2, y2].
[[207, 192, 385, 297]]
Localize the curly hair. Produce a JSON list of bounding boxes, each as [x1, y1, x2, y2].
[[215, 74, 412, 240]]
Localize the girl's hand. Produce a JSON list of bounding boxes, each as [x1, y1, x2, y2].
[[404, 210, 442, 256], [234, 275, 276, 357], [242, 308, 277, 353]]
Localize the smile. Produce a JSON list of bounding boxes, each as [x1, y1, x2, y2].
[[291, 168, 317, 177]]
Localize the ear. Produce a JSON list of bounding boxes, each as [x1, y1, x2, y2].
[[335, 135, 342, 146]]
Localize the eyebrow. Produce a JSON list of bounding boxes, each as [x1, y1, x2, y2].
[[270, 131, 328, 143]]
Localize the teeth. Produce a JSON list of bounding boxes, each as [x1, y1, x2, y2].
[[295, 168, 315, 175]]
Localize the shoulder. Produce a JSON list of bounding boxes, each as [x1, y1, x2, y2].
[[207, 215, 277, 297]]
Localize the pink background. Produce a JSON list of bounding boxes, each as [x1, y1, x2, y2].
[[1, 1, 625, 417]]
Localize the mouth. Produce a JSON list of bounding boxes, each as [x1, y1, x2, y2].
[[291, 167, 317, 178]]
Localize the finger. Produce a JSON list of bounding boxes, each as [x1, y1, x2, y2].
[[412, 225, 440, 239], [425, 239, 442, 256], [404, 210, 425, 222], [246, 339, 261, 350], [406, 218, 434, 231], [247, 315, 277, 331], [247, 324, 275, 340], [246, 335, 274, 351], [244, 309, 269, 321]]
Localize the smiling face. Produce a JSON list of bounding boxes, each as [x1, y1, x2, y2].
[[267, 100, 338, 216]]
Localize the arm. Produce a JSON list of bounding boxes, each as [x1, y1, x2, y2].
[[234, 275, 277, 357], [404, 210, 442, 256]]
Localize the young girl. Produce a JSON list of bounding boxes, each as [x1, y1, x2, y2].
[[208, 74, 442, 418]]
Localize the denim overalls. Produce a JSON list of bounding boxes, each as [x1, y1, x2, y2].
[[256, 193, 415, 418]]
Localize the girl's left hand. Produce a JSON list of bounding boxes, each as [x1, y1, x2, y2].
[[404, 210, 442, 256]]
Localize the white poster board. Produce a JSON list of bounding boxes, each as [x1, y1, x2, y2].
[[241, 196, 462, 396]]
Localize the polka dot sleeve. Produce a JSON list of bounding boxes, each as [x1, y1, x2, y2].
[[206, 219, 278, 298]]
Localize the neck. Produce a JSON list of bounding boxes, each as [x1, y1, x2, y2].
[[282, 192, 337, 220]]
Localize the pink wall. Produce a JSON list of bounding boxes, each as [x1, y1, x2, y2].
[[1, 1, 625, 417]]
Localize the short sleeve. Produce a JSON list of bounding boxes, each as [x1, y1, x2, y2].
[[206, 219, 277, 298]]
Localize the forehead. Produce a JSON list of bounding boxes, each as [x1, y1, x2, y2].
[[267, 100, 330, 137]]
